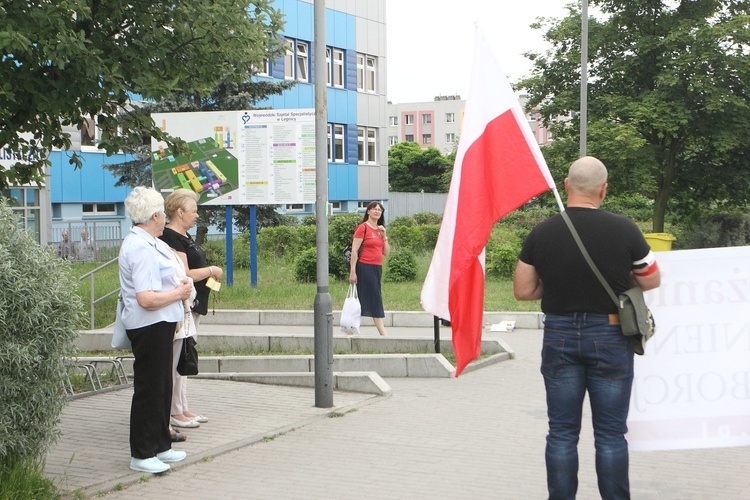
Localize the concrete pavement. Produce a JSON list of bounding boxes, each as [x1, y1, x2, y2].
[[46, 321, 750, 499]]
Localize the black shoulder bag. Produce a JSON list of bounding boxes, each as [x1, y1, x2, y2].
[[560, 210, 656, 355], [343, 224, 367, 266]]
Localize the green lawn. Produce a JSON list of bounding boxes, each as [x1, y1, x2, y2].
[[73, 254, 540, 329]]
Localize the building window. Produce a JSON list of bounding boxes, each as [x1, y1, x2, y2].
[[388, 136, 398, 146], [285, 204, 304, 212], [327, 48, 344, 87], [81, 116, 97, 147], [357, 127, 377, 164], [332, 49, 344, 87], [404, 114, 414, 125], [356, 53, 377, 93], [446, 112, 455, 123], [83, 203, 116, 216], [80, 116, 122, 151], [296, 41, 308, 81], [327, 123, 345, 162], [528, 113, 536, 122], [422, 114, 432, 124], [405, 134, 414, 142], [422, 134, 432, 144], [446, 133, 456, 143], [254, 58, 270, 77], [283, 38, 310, 82], [330, 201, 341, 210], [1, 187, 41, 242], [366, 56, 376, 92], [284, 39, 294, 80], [389, 116, 398, 126], [325, 48, 332, 86]]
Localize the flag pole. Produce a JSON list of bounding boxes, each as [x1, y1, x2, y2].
[[552, 186, 566, 212]]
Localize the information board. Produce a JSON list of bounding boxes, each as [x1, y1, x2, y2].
[[152, 109, 316, 205]]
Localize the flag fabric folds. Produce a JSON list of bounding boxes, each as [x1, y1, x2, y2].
[[420, 25, 555, 376]]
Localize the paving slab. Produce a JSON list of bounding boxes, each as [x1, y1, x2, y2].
[[46, 326, 750, 499]]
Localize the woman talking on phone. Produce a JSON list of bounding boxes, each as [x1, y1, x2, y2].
[[348, 201, 390, 336]]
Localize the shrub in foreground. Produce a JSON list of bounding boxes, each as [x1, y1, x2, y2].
[[0, 201, 83, 491]]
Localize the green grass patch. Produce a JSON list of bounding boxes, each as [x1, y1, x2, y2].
[[71, 253, 541, 329], [0, 456, 58, 500]]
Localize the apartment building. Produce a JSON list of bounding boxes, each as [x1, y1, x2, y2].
[[386, 93, 552, 154]]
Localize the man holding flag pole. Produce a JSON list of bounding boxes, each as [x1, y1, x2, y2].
[[421, 22, 661, 499], [514, 156, 660, 498]]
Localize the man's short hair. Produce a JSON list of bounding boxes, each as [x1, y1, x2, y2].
[[567, 156, 608, 196]]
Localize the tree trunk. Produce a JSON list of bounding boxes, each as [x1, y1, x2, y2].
[[652, 146, 677, 233], [196, 225, 208, 246]]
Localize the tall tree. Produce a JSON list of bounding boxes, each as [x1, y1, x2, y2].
[[388, 142, 452, 192], [521, 1, 750, 231], [0, 0, 285, 189]]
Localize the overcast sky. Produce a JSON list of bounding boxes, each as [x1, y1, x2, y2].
[[385, 0, 573, 103]]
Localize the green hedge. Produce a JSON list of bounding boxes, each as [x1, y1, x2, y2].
[[0, 202, 83, 467]]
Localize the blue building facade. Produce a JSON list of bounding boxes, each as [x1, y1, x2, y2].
[[47, 0, 388, 247]]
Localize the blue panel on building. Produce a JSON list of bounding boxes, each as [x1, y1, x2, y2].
[[50, 151, 133, 203], [295, 1, 313, 40], [345, 125, 358, 165], [329, 163, 357, 201], [345, 50, 357, 92]]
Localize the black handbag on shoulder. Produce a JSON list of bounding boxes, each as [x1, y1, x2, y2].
[[177, 337, 199, 376], [343, 224, 367, 266]]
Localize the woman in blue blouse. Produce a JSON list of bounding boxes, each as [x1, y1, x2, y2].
[[119, 187, 194, 474]]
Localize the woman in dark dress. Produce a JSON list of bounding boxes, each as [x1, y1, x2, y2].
[[160, 189, 223, 429], [348, 201, 390, 336]]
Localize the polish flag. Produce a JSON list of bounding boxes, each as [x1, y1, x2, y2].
[[421, 26, 556, 376]]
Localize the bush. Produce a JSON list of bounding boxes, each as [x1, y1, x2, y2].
[[385, 249, 418, 282], [486, 243, 521, 280], [257, 226, 300, 260], [388, 225, 425, 254], [232, 231, 250, 269], [419, 224, 441, 252], [297, 225, 317, 252], [0, 201, 83, 469], [294, 247, 318, 282], [202, 238, 227, 267], [412, 212, 442, 225], [389, 215, 415, 228], [328, 213, 363, 278], [601, 193, 653, 222], [678, 211, 750, 249], [500, 207, 556, 232]]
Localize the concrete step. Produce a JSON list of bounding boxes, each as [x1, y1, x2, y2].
[[198, 309, 544, 329]]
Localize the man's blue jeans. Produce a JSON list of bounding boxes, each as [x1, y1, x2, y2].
[[541, 313, 634, 500]]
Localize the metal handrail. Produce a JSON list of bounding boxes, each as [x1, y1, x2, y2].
[[78, 257, 120, 329]]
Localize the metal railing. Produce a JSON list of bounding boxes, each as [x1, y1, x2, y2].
[[78, 257, 120, 329]]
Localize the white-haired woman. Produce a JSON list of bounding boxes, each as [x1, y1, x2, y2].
[[119, 187, 193, 474]]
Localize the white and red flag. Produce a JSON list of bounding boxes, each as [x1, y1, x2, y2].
[[421, 26, 556, 376]]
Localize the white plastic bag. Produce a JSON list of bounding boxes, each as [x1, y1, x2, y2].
[[340, 284, 361, 335]]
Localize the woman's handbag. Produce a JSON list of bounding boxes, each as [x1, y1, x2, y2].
[[343, 225, 368, 266], [340, 284, 361, 335], [177, 336, 199, 376], [111, 296, 132, 350], [561, 211, 656, 355]]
